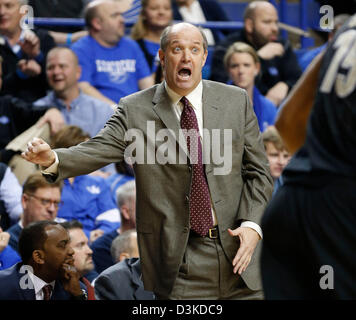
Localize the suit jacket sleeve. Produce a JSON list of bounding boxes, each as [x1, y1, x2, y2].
[[54, 102, 129, 181], [238, 91, 273, 225]]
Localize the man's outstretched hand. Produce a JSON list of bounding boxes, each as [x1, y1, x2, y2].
[[21, 137, 56, 168]]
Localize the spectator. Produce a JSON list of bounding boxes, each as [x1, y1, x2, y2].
[[0, 220, 88, 300], [61, 220, 97, 299], [91, 180, 136, 274], [0, 227, 21, 270], [0, 0, 56, 102], [262, 126, 290, 195], [6, 171, 63, 252], [224, 41, 276, 132], [33, 47, 114, 138], [0, 163, 22, 230], [94, 229, 155, 300], [71, 0, 154, 106], [210, 0, 302, 106], [105, 161, 134, 204], [172, 0, 230, 46], [51, 125, 120, 243], [130, 0, 173, 74]]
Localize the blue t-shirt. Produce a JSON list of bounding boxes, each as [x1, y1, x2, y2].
[[57, 175, 120, 235], [143, 39, 160, 73], [0, 246, 21, 271], [252, 86, 277, 132], [71, 36, 151, 103]]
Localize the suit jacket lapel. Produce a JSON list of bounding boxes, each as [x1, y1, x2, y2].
[[152, 82, 189, 161]]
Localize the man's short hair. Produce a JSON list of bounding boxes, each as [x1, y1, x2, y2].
[[160, 23, 208, 52], [22, 171, 63, 195], [110, 229, 137, 262], [47, 47, 79, 67], [18, 221, 59, 263], [116, 180, 135, 208], [84, 0, 106, 29], [243, 1, 263, 21], [60, 220, 83, 231]]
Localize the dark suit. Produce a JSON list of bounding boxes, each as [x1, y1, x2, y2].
[[0, 263, 83, 300], [94, 258, 155, 300], [50, 80, 273, 297], [172, 0, 231, 43]]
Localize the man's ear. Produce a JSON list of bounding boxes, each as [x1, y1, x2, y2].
[[32, 250, 45, 265], [245, 18, 253, 34], [76, 65, 82, 81], [158, 49, 165, 69], [91, 17, 102, 32]]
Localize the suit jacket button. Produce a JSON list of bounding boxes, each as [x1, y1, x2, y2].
[[185, 195, 189, 202], [183, 227, 189, 233], [188, 165, 192, 172]]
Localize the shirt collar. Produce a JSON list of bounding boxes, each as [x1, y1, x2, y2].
[[164, 81, 203, 110], [27, 268, 55, 296]]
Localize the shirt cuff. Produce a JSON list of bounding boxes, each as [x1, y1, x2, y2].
[[240, 221, 263, 239], [41, 150, 59, 175]]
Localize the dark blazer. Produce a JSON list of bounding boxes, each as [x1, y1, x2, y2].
[[172, 0, 230, 43], [94, 258, 155, 300], [51, 80, 273, 297], [0, 263, 80, 300]]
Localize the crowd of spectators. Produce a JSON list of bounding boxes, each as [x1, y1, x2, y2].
[[0, 0, 352, 300]]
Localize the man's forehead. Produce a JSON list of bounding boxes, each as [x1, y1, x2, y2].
[[45, 225, 69, 243], [168, 26, 204, 45]]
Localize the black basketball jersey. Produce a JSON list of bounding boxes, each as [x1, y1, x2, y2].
[[285, 14, 356, 179]]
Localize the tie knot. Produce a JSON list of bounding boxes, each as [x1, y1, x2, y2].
[[180, 96, 190, 108], [42, 284, 52, 300]]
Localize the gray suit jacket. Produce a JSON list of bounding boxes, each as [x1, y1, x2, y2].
[[53, 80, 273, 297], [94, 258, 155, 300]]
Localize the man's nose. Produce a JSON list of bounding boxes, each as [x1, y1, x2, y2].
[[86, 245, 93, 255], [182, 49, 192, 62]]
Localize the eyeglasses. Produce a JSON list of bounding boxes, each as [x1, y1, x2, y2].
[[26, 194, 63, 209]]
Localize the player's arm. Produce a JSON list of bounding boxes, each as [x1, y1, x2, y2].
[[275, 51, 324, 154]]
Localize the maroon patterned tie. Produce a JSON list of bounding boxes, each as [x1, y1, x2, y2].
[[42, 284, 52, 300], [180, 96, 213, 236]]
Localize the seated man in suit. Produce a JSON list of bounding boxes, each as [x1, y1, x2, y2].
[[94, 229, 155, 300], [7, 171, 63, 252], [0, 220, 87, 300], [91, 180, 136, 274]]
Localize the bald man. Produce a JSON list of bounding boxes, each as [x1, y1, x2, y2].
[[210, 0, 302, 106], [33, 47, 114, 138], [71, 0, 154, 106]]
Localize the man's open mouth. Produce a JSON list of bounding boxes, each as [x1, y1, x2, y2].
[[178, 68, 192, 79]]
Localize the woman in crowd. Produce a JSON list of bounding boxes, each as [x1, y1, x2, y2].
[[224, 42, 277, 132], [130, 0, 173, 74]]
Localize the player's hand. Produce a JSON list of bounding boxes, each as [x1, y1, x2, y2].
[[21, 137, 56, 168], [257, 42, 284, 60], [228, 227, 260, 275], [90, 229, 104, 243]]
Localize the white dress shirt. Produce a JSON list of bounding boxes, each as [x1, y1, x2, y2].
[[27, 269, 55, 300]]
